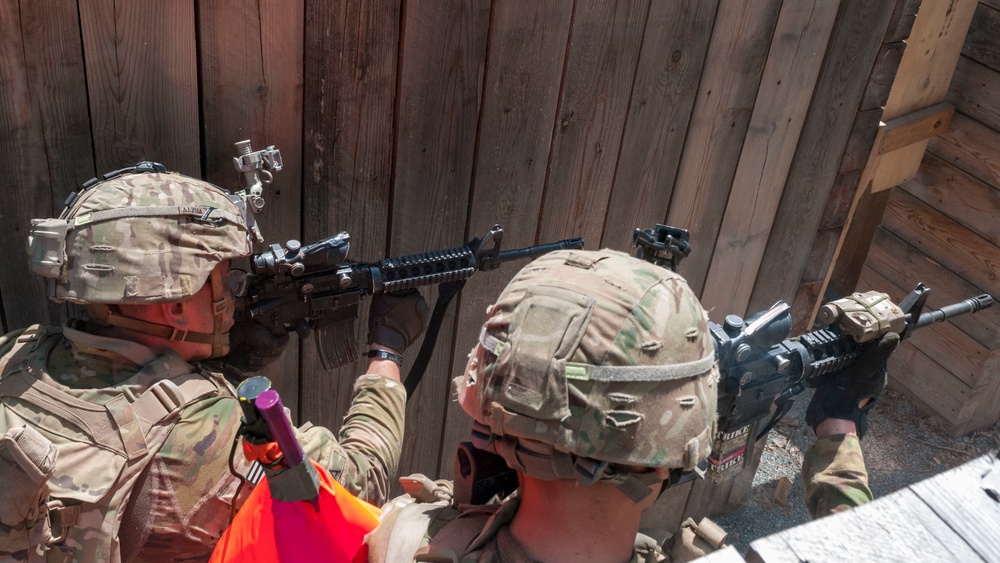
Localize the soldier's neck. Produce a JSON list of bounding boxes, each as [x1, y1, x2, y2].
[[508, 473, 641, 563]]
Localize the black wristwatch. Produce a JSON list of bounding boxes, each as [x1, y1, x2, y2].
[[366, 349, 404, 366]]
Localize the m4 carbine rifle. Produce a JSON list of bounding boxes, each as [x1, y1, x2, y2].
[[236, 225, 584, 397], [633, 224, 994, 482]]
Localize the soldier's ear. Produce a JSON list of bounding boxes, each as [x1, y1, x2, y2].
[[162, 302, 185, 322]]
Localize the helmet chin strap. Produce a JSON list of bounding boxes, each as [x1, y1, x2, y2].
[[88, 269, 230, 357]]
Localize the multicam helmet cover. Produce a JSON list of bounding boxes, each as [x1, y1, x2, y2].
[[26, 165, 256, 305], [455, 248, 718, 474]]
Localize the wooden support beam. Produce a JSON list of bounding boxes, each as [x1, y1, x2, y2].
[[874, 102, 954, 158]]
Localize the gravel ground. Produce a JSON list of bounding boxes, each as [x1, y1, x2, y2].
[[714, 386, 1000, 555]]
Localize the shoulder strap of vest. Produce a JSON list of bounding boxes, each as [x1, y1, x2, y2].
[[0, 332, 225, 459]]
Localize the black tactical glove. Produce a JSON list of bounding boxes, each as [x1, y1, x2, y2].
[[224, 319, 291, 374], [806, 332, 900, 438], [367, 289, 430, 353]]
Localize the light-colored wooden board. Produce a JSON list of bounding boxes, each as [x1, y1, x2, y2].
[[909, 454, 1000, 560], [665, 0, 785, 295], [747, 467, 986, 562], [890, 342, 974, 427], [928, 111, 1000, 187], [599, 0, 719, 252], [391, 0, 490, 481]]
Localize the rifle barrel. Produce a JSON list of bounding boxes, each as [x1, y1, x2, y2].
[[914, 293, 993, 329], [497, 238, 585, 264]]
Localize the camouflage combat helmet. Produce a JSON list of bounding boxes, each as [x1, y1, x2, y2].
[[25, 162, 260, 355], [454, 249, 718, 501]]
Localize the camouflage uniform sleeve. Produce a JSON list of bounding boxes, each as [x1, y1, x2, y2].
[[801, 434, 873, 518], [298, 374, 406, 506]]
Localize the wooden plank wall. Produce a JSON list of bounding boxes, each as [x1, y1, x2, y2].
[[859, 0, 1000, 436], [0, 0, 906, 519]]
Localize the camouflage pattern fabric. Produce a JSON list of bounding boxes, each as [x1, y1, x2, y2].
[[801, 434, 873, 517], [27, 171, 253, 304], [455, 249, 718, 472], [0, 325, 405, 562]]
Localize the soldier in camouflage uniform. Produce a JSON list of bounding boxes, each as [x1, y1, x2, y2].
[[365, 248, 893, 562], [0, 165, 427, 562]]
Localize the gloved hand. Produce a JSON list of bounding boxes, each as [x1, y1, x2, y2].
[[806, 332, 900, 438], [224, 319, 291, 374], [367, 289, 429, 353]]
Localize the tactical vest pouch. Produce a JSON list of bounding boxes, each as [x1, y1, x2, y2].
[[26, 219, 69, 279], [0, 425, 58, 558]]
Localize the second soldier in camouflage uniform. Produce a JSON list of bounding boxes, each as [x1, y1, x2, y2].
[[365, 248, 889, 562], [0, 167, 427, 562]]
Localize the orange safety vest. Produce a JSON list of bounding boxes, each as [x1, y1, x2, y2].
[[210, 459, 382, 563]]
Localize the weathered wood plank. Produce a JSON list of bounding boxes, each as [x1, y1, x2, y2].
[[536, 0, 649, 249], [963, 3, 1000, 72], [819, 185, 891, 303], [900, 153, 1000, 247], [860, 41, 905, 111], [749, 0, 898, 316], [665, 0, 784, 295], [78, 1, 200, 175], [599, 0, 718, 252], [909, 453, 1000, 561], [197, 0, 305, 415], [948, 55, 1000, 133], [438, 1, 574, 476], [882, 188, 1000, 297], [391, 0, 489, 480], [858, 265, 999, 390], [0, 1, 94, 331], [299, 0, 400, 433], [874, 103, 954, 156], [928, 111, 1000, 187], [891, 336, 974, 426], [866, 226, 1000, 349], [860, 0, 977, 193], [747, 476, 984, 562]]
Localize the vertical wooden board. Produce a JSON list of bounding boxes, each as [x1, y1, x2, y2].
[[961, 3, 1000, 73], [865, 226, 1000, 349], [78, 1, 200, 175], [665, 0, 784, 295], [0, 1, 94, 331], [300, 0, 400, 433], [391, 0, 490, 481], [536, 0, 649, 248], [598, 0, 718, 252], [928, 111, 1000, 186], [438, 1, 574, 476], [858, 265, 999, 390], [821, 185, 891, 305], [883, 0, 977, 120], [701, 0, 841, 321], [749, 0, 898, 315], [900, 153, 1000, 246], [882, 188, 1000, 294], [948, 56, 1000, 132], [197, 0, 306, 410]]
